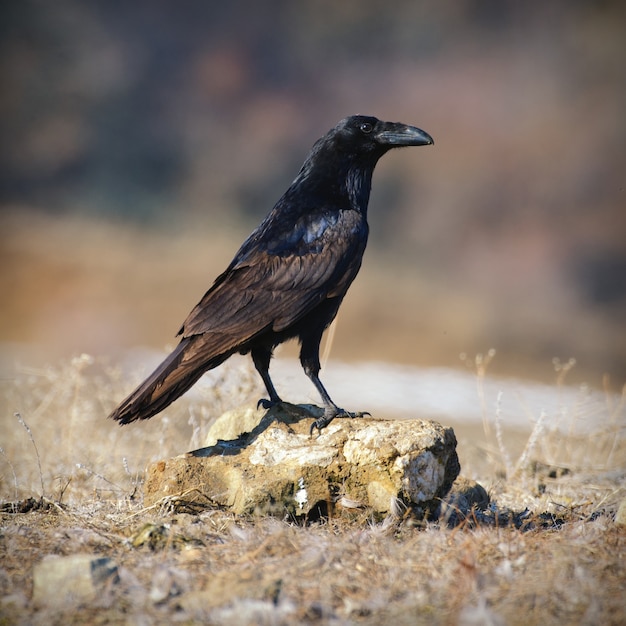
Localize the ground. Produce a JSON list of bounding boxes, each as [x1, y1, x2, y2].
[[1, 355, 624, 624]]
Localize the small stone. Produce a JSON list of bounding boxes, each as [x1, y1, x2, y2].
[[438, 476, 490, 526], [32, 554, 119, 608], [615, 498, 626, 526], [204, 404, 267, 447]]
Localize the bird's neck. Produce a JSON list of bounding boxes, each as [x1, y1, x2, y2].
[[344, 164, 374, 214], [290, 159, 376, 216]]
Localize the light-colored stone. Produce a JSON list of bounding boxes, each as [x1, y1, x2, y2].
[[144, 403, 459, 518], [204, 404, 267, 447], [32, 554, 119, 608], [615, 498, 626, 526]]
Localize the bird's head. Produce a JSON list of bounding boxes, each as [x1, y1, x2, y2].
[[330, 115, 433, 157], [287, 115, 433, 211]]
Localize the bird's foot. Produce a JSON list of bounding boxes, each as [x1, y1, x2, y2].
[[257, 397, 281, 410], [309, 407, 370, 437]]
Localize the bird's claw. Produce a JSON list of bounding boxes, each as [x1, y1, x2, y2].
[[309, 408, 370, 437], [257, 398, 279, 410]]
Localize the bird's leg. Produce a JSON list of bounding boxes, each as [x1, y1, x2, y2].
[[300, 338, 369, 436], [251, 346, 282, 410]]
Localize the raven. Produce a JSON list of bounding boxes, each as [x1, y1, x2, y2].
[[109, 115, 433, 434]]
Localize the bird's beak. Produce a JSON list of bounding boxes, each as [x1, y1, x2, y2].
[[376, 123, 434, 147]]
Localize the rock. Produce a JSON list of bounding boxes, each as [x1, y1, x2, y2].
[[615, 498, 626, 526], [32, 554, 119, 608], [144, 403, 460, 518], [437, 476, 490, 526], [204, 404, 267, 447]]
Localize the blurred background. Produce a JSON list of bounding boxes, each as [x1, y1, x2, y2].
[[1, 0, 625, 388]]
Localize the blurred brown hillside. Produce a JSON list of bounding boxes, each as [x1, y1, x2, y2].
[[1, 0, 625, 385]]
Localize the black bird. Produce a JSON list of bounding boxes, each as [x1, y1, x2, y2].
[[109, 115, 433, 434]]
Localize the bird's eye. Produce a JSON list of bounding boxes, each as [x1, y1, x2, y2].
[[359, 122, 373, 134]]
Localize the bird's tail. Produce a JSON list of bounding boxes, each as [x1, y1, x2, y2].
[[108, 336, 226, 425]]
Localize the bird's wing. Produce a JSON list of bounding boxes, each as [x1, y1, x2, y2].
[[109, 211, 365, 424], [180, 210, 365, 342]]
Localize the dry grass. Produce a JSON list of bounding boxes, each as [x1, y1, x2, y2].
[[1, 354, 625, 625]]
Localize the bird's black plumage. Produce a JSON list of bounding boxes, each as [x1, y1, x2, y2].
[[109, 115, 433, 433]]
